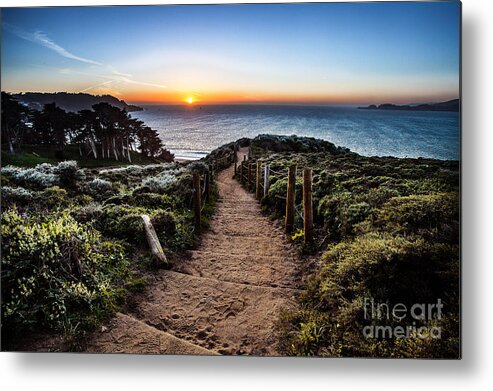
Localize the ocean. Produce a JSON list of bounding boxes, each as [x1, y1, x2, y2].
[[130, 105, 460, 161]]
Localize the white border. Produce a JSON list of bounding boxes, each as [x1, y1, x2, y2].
[[2, 0, 493, 389]]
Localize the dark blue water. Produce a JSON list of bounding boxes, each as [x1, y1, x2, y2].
[[131, 105, 459, 160]]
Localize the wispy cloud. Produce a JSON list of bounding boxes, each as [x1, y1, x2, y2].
[[80, 79, 114, 93], [107, 65, 132, 78], [116, 76, 168, 89], [5, 23, 169, 94], [4, 23, 101, 65], [60, 68, 168, 91]]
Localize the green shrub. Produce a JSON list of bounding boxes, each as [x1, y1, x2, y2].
[[70, 203, 104, 227], [277, 309, 331, 356], [165, 173, 195, 208], [318, 193, 364, 239], [38, 186, 71, 209], [151, 210, 177, 239], [1, 174, 11, 186], [372, 192, 459, 244], [2, 186, 34, 207], [263, 177, 288, 213], [102, 193, 133, 206], [54, 160, 85, 189], [101, 204, 147, 243], [140, 165, 185, 193], [85, 178, 116, 198], [73, 194, 94, 205], [283, 232, 459, 358], [1, 164, 59, 189], [1, 209, 130, 335], [342, 202, 373, 235], [132, 192, 175, 209], [264, 176, 302, 217]]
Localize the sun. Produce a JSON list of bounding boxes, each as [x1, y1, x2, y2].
[[186, 96, 194, 104]]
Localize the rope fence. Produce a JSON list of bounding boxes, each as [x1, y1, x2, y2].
[[235, 148, 314, 244], [191, 145, 236, 229], [191, 143, 314, 244]]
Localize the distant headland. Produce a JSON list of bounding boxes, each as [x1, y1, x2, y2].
[[358, 99, 459, 112], [12, 92, 143, 113]]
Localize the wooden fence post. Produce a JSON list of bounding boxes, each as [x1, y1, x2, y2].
[[193, 172, 201, 228], [209, 164, 213, 185], [204, 169, 210, 202], [285, 165, 296, 233], [141, 215, 168, 266], [256, 160, 262, 199], [241, 155, 246, 182], [303, 168, 313, 244], [248, 163, 253, 190], [264, 164, 270, 197]]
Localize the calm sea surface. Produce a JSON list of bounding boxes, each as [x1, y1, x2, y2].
[[131, 105, 460, 161]]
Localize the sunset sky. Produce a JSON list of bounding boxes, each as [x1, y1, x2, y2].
[[1, 2, 460, 105]]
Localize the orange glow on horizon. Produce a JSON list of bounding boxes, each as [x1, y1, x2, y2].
[[123, 89, 458, 107]]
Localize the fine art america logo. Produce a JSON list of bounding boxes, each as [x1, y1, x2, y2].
[[363, 298, 443, 339]]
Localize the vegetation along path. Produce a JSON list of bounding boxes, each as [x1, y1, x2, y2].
[[87, 148, 303, 355]]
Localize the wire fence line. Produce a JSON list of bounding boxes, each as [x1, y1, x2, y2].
[[295, 204, 304, 220], [235, 151, 314, 243], [185, 143, 313, 244], [189, 147, 237, 228], [268, 168, 285, 176]]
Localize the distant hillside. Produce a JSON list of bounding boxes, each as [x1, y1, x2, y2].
[[358, 99, 459, 112], [12, 92, 143, 112]]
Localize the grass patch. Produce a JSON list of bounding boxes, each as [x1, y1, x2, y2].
[[2, 144, 161, 168]]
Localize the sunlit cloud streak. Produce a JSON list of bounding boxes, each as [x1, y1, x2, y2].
[[79, 79, 114, 93], [107, 65, 132, 78], [59, 68, 168, 90]]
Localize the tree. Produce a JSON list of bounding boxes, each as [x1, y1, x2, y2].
[[75, 109, 99, 158], [32, 103, 70, 157], [2, 92, 172, 163], [1, 92, 31, 153]]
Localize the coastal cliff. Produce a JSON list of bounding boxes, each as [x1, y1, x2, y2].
[[359, 99, 459, 112]]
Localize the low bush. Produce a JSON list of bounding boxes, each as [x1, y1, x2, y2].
[[70, 203, 104, 227], [132, 192, 176, 209], [101, 204, 147, 243], [187, 161, 209, 175], [151, 210, 177, 241], [85, 178, 116, 199], [141, 172, 178, 193], [1, 164, 59, 189], [38, 186, 71, 209], [279, 232, 459, 358], [102, 193, 133, 206], [2, 186, 34, 207], [374, 192, 459, 240], [54, 160, 85, 189], [1, 161, 85, 191], [1, 209, 130, 336]]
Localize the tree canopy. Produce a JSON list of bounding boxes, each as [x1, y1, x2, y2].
[[1, 92, 172, 162]]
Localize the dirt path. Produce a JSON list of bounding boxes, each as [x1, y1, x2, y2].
[[87, 148, 302, 356]]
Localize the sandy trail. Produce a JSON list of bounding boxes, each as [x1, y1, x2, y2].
[[87, 148, 301, 356]]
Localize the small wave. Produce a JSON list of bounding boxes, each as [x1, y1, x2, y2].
[[172, 149, 209, 161]]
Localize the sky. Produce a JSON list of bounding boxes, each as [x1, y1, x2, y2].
[[1, 2, 460, 105]]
